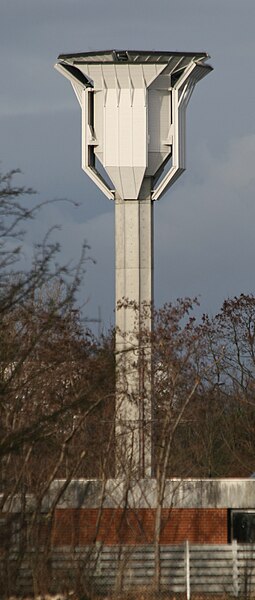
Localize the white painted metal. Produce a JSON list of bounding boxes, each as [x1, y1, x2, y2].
[[55, 52, 212, 202], [81, 88, 114, 200], [185, 540, 191, 600], [55, 50, 212, 479], [232, 539, 239, 597]]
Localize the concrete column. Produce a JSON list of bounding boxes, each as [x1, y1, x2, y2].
[[115, 183, 153, 478]]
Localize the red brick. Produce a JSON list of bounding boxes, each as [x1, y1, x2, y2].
[[51, 508, 228, 546]]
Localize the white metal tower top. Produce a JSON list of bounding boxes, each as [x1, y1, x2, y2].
[[55, 49, 212, 478], [55, 49, 212, 202]]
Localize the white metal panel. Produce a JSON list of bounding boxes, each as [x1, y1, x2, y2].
[[102, 64, 119, 90], [127, 64, 145, 88], [151, 63, 196, 200], [107, 166, 144, 200], [78, 62, 165, 91], [128, 63, 165, 88], [132, 89, 147, 166], [148, 90, 161, 151], [106, 166, 145, 200], [159, 89, 171, 139], [148, 90, 170, 151], [81, 89, 114, 200], [79, 64, 102, 88], [104, 89, 119, 166], [133, 167, 147, 198], [114, 64, 130, 88], [143, 63, 166, 87], [106, 166, 124, 198], [119, 167, 137, 199], [117, 167, 136, 199], [93, 91, 103, 153], [146, 152, 169, 177], [149, 74, 170, 90], [119, 90, 133, 165], [71, 81, 83, 107], [103, 87, 147, 198], [146, 86, 171, 177], [161, 56, 186, 76]]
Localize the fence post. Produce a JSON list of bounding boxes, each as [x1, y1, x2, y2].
[[232, 539, 239, 597], [185, 540, 190, 600]]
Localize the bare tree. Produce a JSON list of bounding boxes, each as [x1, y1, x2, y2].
[[0, 168, 115, 596]]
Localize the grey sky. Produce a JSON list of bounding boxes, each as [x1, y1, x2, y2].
[[1, 0, 255, 328]]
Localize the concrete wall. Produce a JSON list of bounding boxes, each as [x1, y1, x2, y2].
[[2, 478, 255, 512], [44, 478, 255, 510], [1, 479, 255, 547]]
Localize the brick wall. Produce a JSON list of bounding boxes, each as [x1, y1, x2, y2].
[[51, 507, 228, 546]]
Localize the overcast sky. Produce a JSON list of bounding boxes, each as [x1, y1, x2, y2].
[[1, 0, 255, 330]]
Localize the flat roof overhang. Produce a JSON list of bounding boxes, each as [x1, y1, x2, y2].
[[57, 49, 212, 69]]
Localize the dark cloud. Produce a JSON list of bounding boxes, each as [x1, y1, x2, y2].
[[1, 0, 255, 326]]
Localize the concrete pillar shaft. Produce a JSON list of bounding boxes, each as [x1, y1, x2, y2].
[[115, 191, 153, 478]]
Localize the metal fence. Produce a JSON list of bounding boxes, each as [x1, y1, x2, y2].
[[2, 542, 255, 597], [91, 542, 255, 596]]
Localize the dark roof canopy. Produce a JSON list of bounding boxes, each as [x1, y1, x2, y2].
[[57, 49, 211, 66]]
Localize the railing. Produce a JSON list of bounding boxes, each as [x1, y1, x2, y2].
[[91, 542, 255, 595], [2, 542, 255, 596]]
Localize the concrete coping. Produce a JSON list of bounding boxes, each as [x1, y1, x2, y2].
[[1, 478, 255, 513]]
